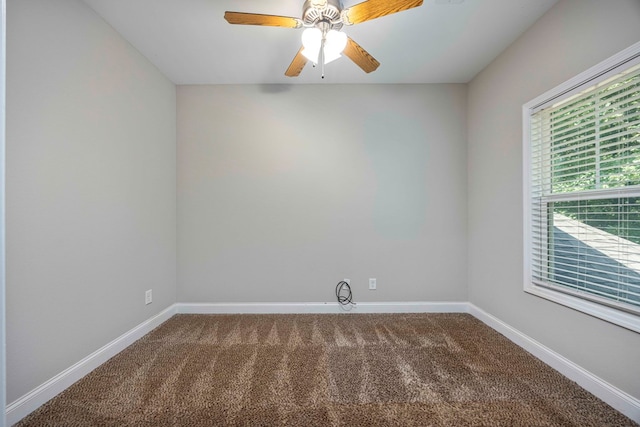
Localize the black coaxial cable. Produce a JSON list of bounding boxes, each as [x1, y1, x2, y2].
[[336, 281, 356, 307]]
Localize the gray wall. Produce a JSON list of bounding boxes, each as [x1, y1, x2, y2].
[[6, 0, 177, 402], [1, 0, 6, 423], [467, 0, 640, 400], [178, 84, 467, 303], [9, 0, 639, 412]]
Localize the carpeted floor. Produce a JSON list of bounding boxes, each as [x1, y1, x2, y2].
[[16, 313, 638, 426]]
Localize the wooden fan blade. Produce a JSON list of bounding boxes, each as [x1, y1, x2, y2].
[[224, 11, 302, 28], [343, 37, 380, 73], [343, 0, 423, 25], [285, 47, 308, 77]]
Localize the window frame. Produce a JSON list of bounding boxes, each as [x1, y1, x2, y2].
[[523, 41, 640, 333]]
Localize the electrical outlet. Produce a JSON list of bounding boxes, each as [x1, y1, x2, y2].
[[145, 289, 152, 305], [369, 278, 377, 290]]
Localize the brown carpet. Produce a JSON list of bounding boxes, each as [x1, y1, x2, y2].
[[16, 313, 638, 426]]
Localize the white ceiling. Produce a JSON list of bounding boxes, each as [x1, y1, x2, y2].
[[81, 0, 558, 85]]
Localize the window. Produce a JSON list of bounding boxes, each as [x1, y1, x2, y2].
[[524, 42, 640, 332]]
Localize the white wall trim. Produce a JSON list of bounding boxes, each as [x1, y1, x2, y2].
[[468, 303, 640, 422], [7, 302, 639, 424], [6, 304, 177, 426], [175, 301, 468, 314]]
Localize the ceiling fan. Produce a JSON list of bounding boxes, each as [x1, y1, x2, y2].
[[224, 0, 423, 78]]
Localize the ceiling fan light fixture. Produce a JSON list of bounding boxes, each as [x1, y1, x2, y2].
[[324, 29, 347, 63], [301, 28, 347, 65], [301, 27, 322, 63]]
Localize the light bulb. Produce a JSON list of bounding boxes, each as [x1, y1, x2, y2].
[[324, 30, 347, 64], [301, 28, 321, 63]]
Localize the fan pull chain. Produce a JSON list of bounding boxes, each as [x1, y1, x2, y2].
[[320, 31, 326, 79]]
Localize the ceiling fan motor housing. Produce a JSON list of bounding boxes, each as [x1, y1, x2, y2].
[[302, 0, 344, 30]]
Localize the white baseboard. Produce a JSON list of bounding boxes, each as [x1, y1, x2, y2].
[[175, 301, 468, 314], [468, 303, 640, 423], [6, 304, 177, 426], [7, 301, 639, 425]]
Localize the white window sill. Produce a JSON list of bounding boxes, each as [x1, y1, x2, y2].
[[525, 284, 640, 334]]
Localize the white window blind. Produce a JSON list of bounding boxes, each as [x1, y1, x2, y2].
[[528, 59, 640, 317]]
